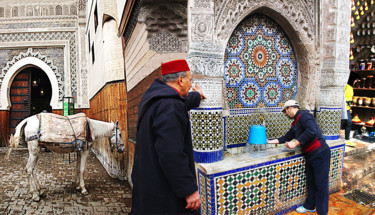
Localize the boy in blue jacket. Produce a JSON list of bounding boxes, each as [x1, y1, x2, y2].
[[267, 100, 331, 215]]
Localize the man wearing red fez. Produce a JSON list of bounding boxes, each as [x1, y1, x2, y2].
[[131, 59, 206, 214]]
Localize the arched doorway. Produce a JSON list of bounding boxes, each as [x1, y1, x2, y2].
[[9, 67, 52, 134]]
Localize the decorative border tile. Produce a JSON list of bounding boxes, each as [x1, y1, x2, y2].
[[316, 107, 341, 140], [190, 109, 223, 151]]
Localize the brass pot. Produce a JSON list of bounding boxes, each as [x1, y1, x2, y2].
[[358, 97, 364, 106], [372, 98, 375, 106], [364, 97, 372, 107], [353, 96, 358, 105]]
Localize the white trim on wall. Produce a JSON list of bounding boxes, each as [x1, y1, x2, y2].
[[0, 57, 60, 110]]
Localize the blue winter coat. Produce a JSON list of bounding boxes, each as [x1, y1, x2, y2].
[[131, 79, 201, 214], [277, 110, 329, 155]]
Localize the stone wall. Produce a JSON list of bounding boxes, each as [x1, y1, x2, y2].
[[86, 0, 124, 98], [86, 0, 128, 180]]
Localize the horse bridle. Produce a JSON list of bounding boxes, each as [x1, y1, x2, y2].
[[109, 123, 119, 153]]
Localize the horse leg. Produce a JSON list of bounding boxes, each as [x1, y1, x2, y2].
[[78, 150, 89, 195], [75, 151, 82, 190], [32, 154, 45, 197], [26, 140, 41, 202]]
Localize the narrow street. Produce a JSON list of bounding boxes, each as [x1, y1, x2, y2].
[[0, 148, 132, 214], [1, 146, 375, 214]]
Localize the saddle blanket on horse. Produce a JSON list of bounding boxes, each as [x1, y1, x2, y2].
[[38, 113, 88, 145]]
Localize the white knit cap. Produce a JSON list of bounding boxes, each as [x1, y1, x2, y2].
[[282, 100, 299, 112]]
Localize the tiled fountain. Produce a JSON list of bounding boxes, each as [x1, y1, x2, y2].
[[187, 14, 346, 214]]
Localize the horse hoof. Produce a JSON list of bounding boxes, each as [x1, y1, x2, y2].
[[32, 194, 41, 202], [81, 190, 89, 196]]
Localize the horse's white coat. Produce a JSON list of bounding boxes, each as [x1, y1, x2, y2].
[[8, 114, 124, 202]]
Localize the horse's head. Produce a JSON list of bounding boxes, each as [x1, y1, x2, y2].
[[109, 121, 124, 153]]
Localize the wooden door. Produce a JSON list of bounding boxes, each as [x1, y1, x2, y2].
[[9, 70, 31, 135]]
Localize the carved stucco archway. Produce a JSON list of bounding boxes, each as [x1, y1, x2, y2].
[[221, 6, 316, 109], [0, 57, 61, 110], [188, 2, 318, 109]]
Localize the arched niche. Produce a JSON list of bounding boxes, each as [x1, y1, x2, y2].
[[224, 13, 298, 109], [222, 7, 314, 109], [1, 57, 60, 110]]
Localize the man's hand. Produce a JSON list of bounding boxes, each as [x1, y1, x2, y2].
[[286, 140, 300, 149], [267, 139, 279, 144], [192, 84, 207, 100], [185, 191, 201, 211]]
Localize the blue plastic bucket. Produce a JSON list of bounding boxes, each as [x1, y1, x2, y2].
[[248, 125, 267, 144]]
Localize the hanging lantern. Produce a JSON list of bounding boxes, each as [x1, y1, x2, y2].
[[350, 49, 354, 60], [352, 0, 356, 10], [355, 10, 359, 15], [357, 14, 360, 19], [360, 6, 364, 15], [357, 0, 361, 5], [371, 0, 374, 5], [350, 32, 354, 43]]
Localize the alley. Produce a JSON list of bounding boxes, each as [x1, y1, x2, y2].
[[0, 148, 132, 214]]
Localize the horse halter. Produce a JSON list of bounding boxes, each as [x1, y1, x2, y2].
[[109, 123, 119, 153]]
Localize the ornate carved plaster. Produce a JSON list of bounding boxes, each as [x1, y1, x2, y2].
[[0, 31, 78, 96], [193, 78, 223, 108], [191, 14, 214, 42], [78, 0, 86, 11], [0, 48, 63, 101], [319, 0, 351, 108], [187, 42, 224, 77], [213, 0, 317, 45], [139, 2, 188, 52]]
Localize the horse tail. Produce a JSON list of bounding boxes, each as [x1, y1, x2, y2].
[[7, 117, 28, 159]]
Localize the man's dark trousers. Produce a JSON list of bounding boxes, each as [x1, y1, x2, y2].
[[303, 147, 331, 215]]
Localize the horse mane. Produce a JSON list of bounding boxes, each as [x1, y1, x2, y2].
[[86, 118, 114, 141]]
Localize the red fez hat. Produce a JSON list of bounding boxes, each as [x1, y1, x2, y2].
[[161, 59, 190, 75]]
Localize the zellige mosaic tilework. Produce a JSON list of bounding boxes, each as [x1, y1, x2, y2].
[[316, 108, 341, 140], [225, 112, 291, 148], [224, 14, 297, 109], [198, 144, 345, 214], [190, 109, 223, 151]]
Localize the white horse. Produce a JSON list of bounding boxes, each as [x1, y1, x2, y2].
[[7, 113, 124, 202]]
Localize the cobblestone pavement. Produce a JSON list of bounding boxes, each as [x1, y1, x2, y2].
[[0, 148, 132, 215]]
